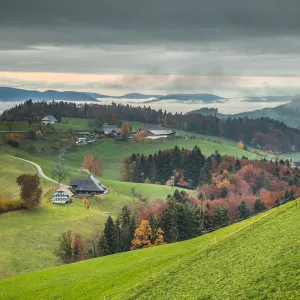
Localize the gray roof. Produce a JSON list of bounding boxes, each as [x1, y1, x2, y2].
[[138, 124, 165, 131], [42, 115, 57, 122], [147, 129, 175, 135], [70, 178, 84, 186], [75, 175, 107, 193]]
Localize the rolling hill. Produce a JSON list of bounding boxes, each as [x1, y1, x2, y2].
[[0, 153, 185, 279], [0, 200, 299, 299], [188, 96, 300, 129], [0, 87, 98, 102]]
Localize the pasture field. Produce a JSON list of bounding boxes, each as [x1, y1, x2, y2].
[[0, 154, 184, 278], [0, 201, 299, 299]]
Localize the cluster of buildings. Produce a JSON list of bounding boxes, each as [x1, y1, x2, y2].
[[41, 115, 176, 143], [52, 174, 108, 204]]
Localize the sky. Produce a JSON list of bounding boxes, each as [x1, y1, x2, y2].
[[1, 0, 300, 97]]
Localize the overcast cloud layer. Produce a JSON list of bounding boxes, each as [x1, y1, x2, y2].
[[1, 0, 300, 96]]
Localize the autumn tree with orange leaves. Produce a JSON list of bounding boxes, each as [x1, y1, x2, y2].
[[131, 219, 166, 250], [82, 154, 102, 176], [131, 219, 153, 250]]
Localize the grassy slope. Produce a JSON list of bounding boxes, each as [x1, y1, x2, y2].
[[0, 154, 184, 278], [0, 155, 36, 199], [1, 118, 258, 181], [1, 201, 299, 299]]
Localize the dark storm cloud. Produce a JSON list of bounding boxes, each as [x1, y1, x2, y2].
[[1, 0, 300, 48]]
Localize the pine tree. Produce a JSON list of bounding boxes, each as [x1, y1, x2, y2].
[[237, 201, 250, 219], [114, 218, 121, 253], [119, 206, 136, 252], [213, 206, 229, 228], [289, 189, 295, 201], [191, 205, 204, 237], [254, 199, 266, 213], [284, 190, 290, 202], [104, 216, 116, 254], [98, 233, 110, 257], [161, 198, 179, 243]]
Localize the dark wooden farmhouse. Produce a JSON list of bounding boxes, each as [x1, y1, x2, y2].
[[97, 123, 121, 136], [69, 175, 108, 196]]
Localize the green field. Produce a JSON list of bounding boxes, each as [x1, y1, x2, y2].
[[0, 154, 185, 278], [0, 117, 90, 132], [0, 201, 299, 299], [0, 155, 36, 199], [0, 127, 259, 183]]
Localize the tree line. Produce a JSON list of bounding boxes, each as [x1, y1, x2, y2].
[[2, 100, 300, 152]]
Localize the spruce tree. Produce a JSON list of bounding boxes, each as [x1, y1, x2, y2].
[[161, 198, 179, 243], [104, 216, 116, 254], [254, 199, 266, 213], [98, 233, 110, 257], [213, 206, 229, 228], [237, 201, 250, 219], [290, 189, 295, 201], [191, 205, 204, 237]]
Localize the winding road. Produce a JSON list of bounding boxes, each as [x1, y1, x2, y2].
[[6, 155, 59, 185]]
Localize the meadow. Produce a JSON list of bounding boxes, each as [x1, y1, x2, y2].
[[0, 117, 259, 182], [0, 153, 184, 278], [0, 200, 299, 299]]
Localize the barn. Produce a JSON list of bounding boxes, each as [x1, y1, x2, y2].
[[69, 175, 108, 196]]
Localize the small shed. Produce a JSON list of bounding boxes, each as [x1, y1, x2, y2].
[[52, 186, 73, 204], [42, 115, 58, 124]]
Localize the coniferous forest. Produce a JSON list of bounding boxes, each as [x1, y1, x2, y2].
[[2, 100, 300, 153]]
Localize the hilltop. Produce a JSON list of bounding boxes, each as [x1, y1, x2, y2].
[[188, 96, 300, 129], [0, 200, 299, 299], [0, 87, 98, 102]]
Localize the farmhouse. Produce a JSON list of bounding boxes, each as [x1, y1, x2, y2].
[[73, 130, 94, 138], [137, 124, 176, 139], [98, 123, 121, 136], [42, 115, 57, 124], [145, 129, 175, 139], [69, 174, 108, 196], [52, 186, 73, 204]]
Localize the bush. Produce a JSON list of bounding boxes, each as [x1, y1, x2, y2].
[[0, 196, 24, 212]]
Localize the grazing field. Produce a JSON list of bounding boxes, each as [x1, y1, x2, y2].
[[0, 155, 36, 199], [0, 154, 184, 278], [0, 134, 259, 182], [0, 201, 299, 299]]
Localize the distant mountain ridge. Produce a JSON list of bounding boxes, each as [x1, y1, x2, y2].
[[0, 87, 98, 102], [187, 96, 300, 129]]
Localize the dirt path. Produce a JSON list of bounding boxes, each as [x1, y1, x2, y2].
[[6, 155, 59, 185]]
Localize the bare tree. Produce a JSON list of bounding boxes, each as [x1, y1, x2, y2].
[[52, 157, 69, 183]]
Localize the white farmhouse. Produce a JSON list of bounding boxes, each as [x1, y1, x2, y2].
[[52, 186, 73, 204], [42, 115, 58, 124]]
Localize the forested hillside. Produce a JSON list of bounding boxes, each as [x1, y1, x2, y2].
[[189, 97, 300, 130], [2, 100, 300, 153]]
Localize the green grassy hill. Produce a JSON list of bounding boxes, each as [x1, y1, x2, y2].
[[1, 201, 299, 299], [0, 154, 185, 279], [0, 118, 259, 182], [0, 155, 36, 199]]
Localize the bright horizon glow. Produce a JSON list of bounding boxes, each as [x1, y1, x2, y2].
[[1, 71, 300, 97]]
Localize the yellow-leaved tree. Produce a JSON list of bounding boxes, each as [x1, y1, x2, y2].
[[131, 219, 153, 250], [237, 140, 245, 150], [154, 227, 166, 246]]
